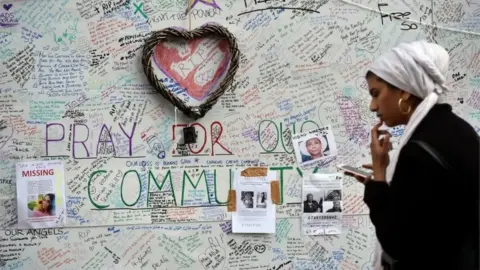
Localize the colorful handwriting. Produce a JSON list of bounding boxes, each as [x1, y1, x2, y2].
[[172, 122, 232, 156], [133, 1, 147, 19], [88, 166, 321, 209], [45, 122, 137, 158], [257, 119, 321, 153], [51, 18, 79, 46]]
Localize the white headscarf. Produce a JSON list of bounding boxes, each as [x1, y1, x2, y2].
[[367, 40, 450, 269]]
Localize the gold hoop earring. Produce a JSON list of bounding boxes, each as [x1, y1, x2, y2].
[[398, 98, 411, 115]]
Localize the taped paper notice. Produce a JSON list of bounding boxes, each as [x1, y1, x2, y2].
[[227, 190, 236, 212], [302, 173, 343, 235], [16, 160, 66, 229], [232, 169, 276, 233], [292, 125, 338, 167]]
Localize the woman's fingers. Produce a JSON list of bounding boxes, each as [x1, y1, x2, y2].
[[371, 121, 383, 141], [376, 130, 391, 137], [344, 171, 367, 183], [378, 135, 392, 151], [362, 164, 373, 170], [382, 133, 391, 152]]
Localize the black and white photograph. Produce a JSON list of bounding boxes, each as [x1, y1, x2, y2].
[[292, 126, 338, 167], [303, 190, 324, 213], [240, 191, 254, 209], [256, 192, 267, 208], [302, 173, 343, 236], [323, 189, 342, 213]]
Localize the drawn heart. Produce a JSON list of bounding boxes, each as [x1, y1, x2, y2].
[[254, 244, 266, 254], [142, 23, 239, 120], [355, 35, 381, 53], [3, 4, 12, 11], [198, 246, 226, 270]]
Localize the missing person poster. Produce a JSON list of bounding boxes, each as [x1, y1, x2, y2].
[[302, 173, 343, 235], [292, 125, 338, 167], [16, 160, 66, 229], [232, 169, 276, 233]]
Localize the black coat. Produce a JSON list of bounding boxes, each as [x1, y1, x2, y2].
[[364, 104, 479, 269]]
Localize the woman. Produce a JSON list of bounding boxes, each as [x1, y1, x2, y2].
[[326, 199, 341, 213], [303, 193, 322, 213], [301, 136, 326, 162], [242, 192, 253, 208], [33, 193, 55, 217], [345, 41, 479, 269], [256, 192, 267, 208]]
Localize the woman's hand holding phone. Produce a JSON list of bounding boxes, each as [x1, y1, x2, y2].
[[343, 164, 373, 184], [343, 120, 393, 184]]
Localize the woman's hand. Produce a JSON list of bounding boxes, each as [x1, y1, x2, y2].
[[370, 121, 392, 180], [344, 164, 373, 184]]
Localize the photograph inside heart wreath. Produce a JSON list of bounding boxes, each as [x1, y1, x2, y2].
[[142, 23, 240, 120]]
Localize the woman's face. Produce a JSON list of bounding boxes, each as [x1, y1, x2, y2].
[[41, 195, 51, 211], [366, 74, 411, 127], [245, 193, 252, 200], [306, 138, 322, 156], [333, 200, 341, 209]]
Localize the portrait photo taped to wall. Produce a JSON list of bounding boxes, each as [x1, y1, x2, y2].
[[241, 191, 254, 209], [16, 160, 66, 229], [256, 192, 267, 208], [303, 190, 324, 213], [324, 189, 342, 213], [302, 173, 343, 235], [292, 125, 338, 167]]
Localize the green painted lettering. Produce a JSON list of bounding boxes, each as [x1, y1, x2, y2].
[[181, 170, 211, 205], [279, 122, 294, 154], [88, 170, 109, 209], [300, 120, 320, 131], [270, 166, 293, 204], [258, 120, 279, 153], [212, 169, 231, 205], [147, 170, 177, 206], [296, 167, 319, 177], [120, 170, 142, 207]]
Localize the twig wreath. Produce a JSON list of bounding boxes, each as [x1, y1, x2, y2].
[[141, 23, 240, 120]]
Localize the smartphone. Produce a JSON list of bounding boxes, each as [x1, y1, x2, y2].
[[337, 164, 372, 178]]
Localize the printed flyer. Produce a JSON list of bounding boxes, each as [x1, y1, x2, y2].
[[16, 160, 66, 229], [292, 125, 338, 167], [302, 173, 343, 235], [232, 169, 276, 233]]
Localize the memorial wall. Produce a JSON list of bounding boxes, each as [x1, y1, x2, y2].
[[0, 0, 479, 269]]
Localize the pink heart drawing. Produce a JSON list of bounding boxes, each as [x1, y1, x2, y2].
[[152, 38, 230, 101]]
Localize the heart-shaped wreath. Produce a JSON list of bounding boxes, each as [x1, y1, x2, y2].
[[142, 23, 240, 120]]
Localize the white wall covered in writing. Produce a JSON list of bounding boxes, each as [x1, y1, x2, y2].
[[0, 0, 479, 269]]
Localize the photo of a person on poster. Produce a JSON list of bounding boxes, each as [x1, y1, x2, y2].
[[324, 190, 342, 213], [299, 135, 330, 163], [28, 193, 56, 217], [241, 191, 254, 209], [292, 126, 338, 167], [256, 192, 267, 208], [303, 192, 323, 213]]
